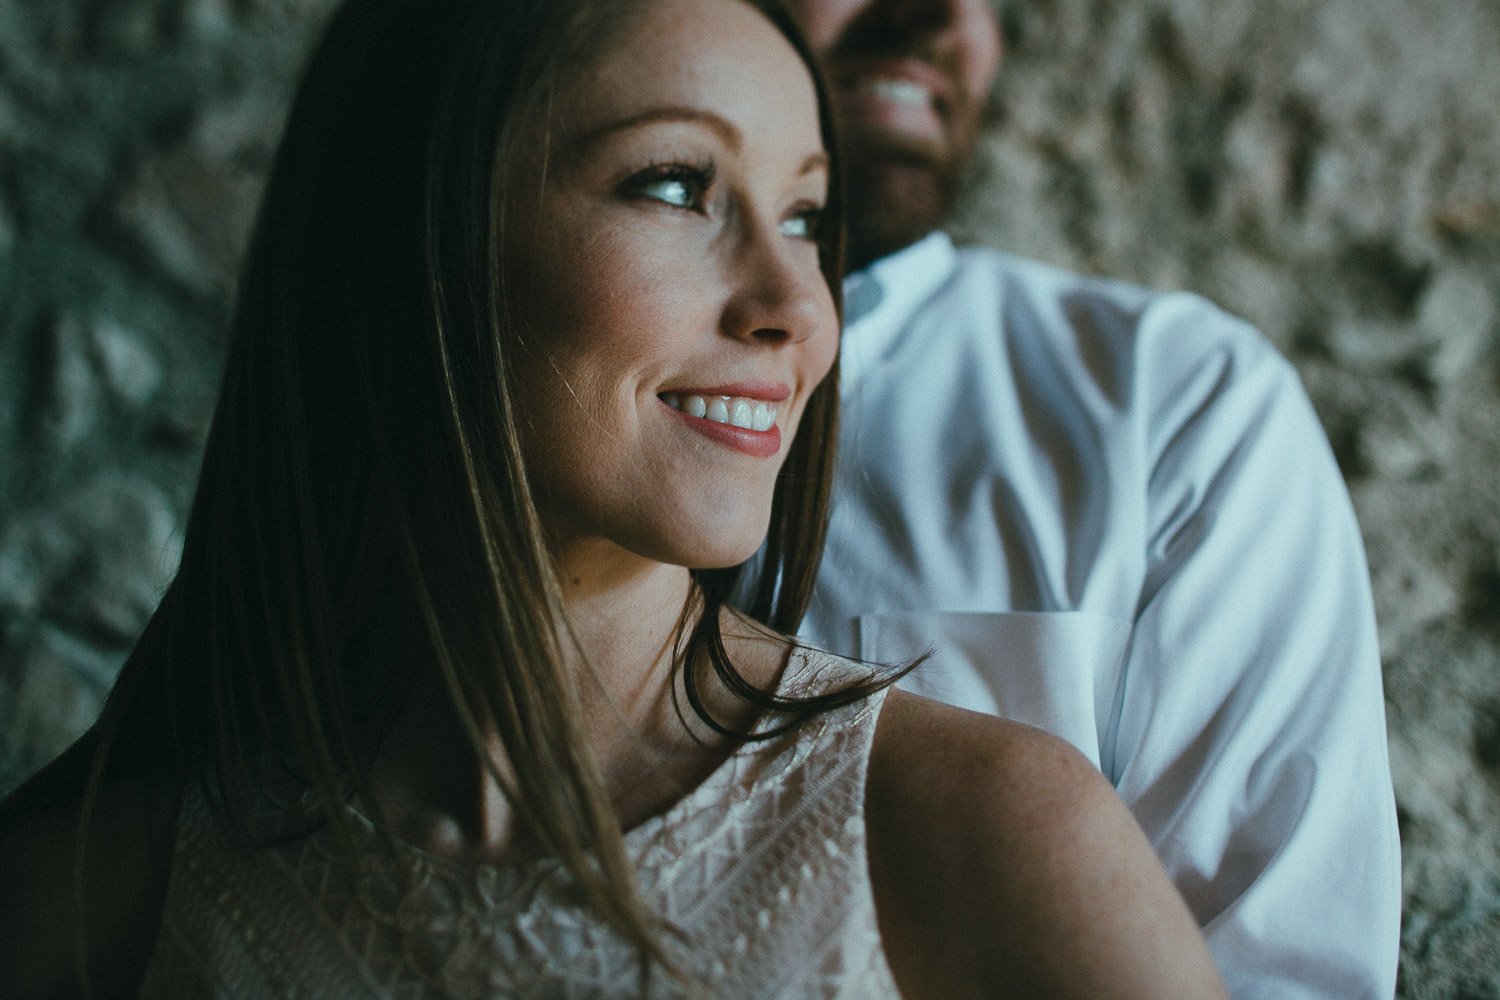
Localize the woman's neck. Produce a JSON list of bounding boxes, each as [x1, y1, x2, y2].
[[366, 546, 787, 865], [554, 544, 696, 727]]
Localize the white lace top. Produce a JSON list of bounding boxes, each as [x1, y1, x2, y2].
[[137, 648, 902, 999]]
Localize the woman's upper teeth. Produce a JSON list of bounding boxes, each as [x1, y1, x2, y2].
[[662, 393, 777, 432]]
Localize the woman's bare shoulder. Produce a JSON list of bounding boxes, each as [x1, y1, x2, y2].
[[865, 690, 1228, 1000], [0, 774, 178, 1000]]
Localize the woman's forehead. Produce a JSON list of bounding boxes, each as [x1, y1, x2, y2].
[[553, 0, 824, 154]]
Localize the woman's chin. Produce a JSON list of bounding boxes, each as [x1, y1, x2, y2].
[[644, 522, 770, 574], [679, 539, 767, 573]]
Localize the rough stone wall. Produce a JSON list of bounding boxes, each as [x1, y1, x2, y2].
[[0, 0, 1496, 993], [956, 3, 1500, 994], [0, 0, 339, 790]]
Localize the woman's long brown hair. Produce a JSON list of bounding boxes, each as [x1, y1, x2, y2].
[[0, 0, 889, 984]]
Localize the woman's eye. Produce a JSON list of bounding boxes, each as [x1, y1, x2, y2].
[[640, 177, 697, 209], [623, 164, 713, 212], [780, 208, 823, 240]]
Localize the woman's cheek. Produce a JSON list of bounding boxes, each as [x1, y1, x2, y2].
[[556, 229, 698, 349]]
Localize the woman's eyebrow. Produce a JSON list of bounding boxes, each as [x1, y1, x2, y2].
[[562, 107, 828, 180], [568, 105, 743, 152], [798, 151, 829, 177]]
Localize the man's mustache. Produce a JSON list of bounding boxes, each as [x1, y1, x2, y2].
[[823, 10, 967, 90]]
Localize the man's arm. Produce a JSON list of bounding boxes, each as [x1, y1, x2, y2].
[[1111, 296, 1401, 999]]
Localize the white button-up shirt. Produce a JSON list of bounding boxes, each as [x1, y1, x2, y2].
[[804, 232, 1401, 999]]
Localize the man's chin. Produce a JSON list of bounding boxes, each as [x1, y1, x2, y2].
[[844, 155, 955, 271]]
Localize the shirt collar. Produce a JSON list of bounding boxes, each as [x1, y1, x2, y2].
[[839, 230, 958, 391]]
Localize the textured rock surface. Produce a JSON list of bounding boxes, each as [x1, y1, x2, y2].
[[0, 0, 1496, 992]]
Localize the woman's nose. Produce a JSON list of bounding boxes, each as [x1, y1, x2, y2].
[[718, 224, 833, 348]]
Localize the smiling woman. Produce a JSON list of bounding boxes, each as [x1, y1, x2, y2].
[[0, 0, 1228, 997], [507, 5, 839, 570]]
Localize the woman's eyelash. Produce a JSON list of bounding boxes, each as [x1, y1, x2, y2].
[[781, 204, 825, 240], [617, 161, 824, 241], [619, 160, 717, 211]]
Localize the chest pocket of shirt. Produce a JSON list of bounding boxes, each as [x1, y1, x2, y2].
[[856, 610, 1133, 776]]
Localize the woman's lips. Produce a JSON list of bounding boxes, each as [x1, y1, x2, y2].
[[659, 392, 782, 458]]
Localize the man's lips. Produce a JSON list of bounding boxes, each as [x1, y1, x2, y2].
[[838, 59, 952, 108], [834, 60, 952, 142]]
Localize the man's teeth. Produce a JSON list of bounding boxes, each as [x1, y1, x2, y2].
[[662, 393, 777, 432], [858, 78, 931, 107]]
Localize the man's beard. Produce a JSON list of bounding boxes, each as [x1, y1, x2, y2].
[[840, 130, 967, 271]]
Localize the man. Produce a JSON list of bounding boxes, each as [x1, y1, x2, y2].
[[782, 0, 1402, 996]]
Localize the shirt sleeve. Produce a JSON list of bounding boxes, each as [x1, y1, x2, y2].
[[1107, 294, 1401, 1000]]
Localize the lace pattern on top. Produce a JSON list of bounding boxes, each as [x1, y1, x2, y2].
[[137, 647, 901, 999]]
